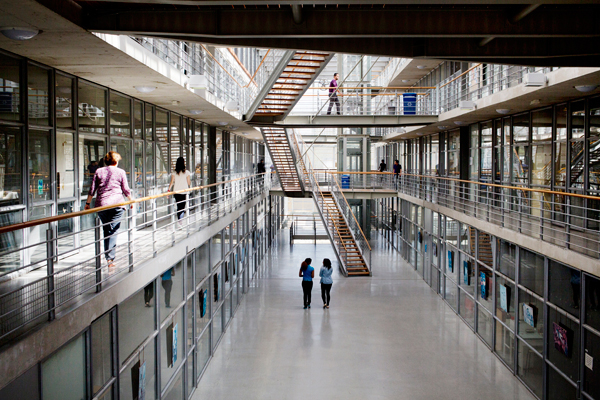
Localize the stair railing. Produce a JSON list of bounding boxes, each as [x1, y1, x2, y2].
[[328, 173, 372, 274]]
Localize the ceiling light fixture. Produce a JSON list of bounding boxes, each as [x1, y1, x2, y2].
[[454, 121, 466, 126], [228, 126, 239, 130], [530, 99, 541, 106], [496, 109, 511, 114], [0, 27, 39, 40], [417, 65, 427, 70], [187, 110, 203, 115], [401, 79, 410, 83], [134, 86, 156, 93], [437, 126, 448, 130], [574, 85, 599, 93], [171, 100, 180, 106], [218, 121, 228, 126]]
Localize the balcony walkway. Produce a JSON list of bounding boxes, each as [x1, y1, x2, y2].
[[193, 229, 535, 400], [258, 114, 439, 128]]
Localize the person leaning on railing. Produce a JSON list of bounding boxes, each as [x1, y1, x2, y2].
[[84, 151, 133, 269]]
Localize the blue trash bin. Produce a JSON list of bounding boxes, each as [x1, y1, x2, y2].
[[341, 174, 350, 189], [403, 93, 417, 115]]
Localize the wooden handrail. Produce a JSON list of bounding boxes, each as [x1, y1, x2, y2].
[[327, 171, 600, 201], [330, 176, 372, 251], [439, 64, 482, 89], [0, 172, 273, 235]]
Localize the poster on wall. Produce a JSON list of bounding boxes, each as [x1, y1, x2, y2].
[[523, 303, 537, 328], [448, 250, 454, 272], [463, 260, 472, 285], [166, 323, 174, 367], [213, 274, 219, 302], [553, 322, 571, 357], [172, 323, 178, 365], [199, 289, 207, 318], [500, 284, 511, 312], [217, 273, 222, 301], [480, 272, 487, 299], [139, 361, 146, 400]]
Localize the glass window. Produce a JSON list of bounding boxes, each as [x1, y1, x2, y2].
[[162, 368, 183, 400], [160, 309, 184, 390], [79, 135, 106, 202], [134, 141, 143, 189], [495, 322, 515, 370], [555, 104, 568, 188], [519, 248, 544, 296], [196, 330, 210, 379], [56, 132, 75, 199], [156, 109, 168, 143], [0, 209, 23, 275], [583, 329, 600, 399], [531, 108, 552, 187], [110, 139, 132, 188], [547, 365, 577, 400], [585, 274, 600, 331], [145, 104, 154, 141], [145, 141, 154, 188], [27, 64, 49, 126], [160, 261, 184, 322], [0, 126, 22, 206], [156, 142, 170, 187], [547, 306, 580, 383], [496, 274, 516, 331], [445, 280, 458, 311], [477, 307, 493, 347], [133, 101, 143, 138], [0, 365, 39, 400], [211, 234, 222, 269], [588, 97, 600, 193], [570, 101, 585, 189], [55, 74, 74, 129], [170, 114, 182, 163], [28, 130, 51, 202], [0, 53, 20, 120], [212, 306, 223, 349], [548, 260, 580, 317], [110, 92, 131, 137], [196, 279, 210, 337], [478, 263, 493, 311], [517, 289, 544, 354], [42, 334, 86, 400], [78, 81, 106, 134], [517, 339, 543, 398], [512, 113, 530, 186], [459, 290, 475, 328], [496, 239, 516, 280], [118, 285, 156, 363], [195, 242, 209, 285], [91, 312, 114, 395], [119, 341, 156, 400]]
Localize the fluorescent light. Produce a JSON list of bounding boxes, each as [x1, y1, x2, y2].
[[496, 109, 511, 114], [171, 100, 180, 106], [1, 27, 39, 40], [134, 86, 156, 93], [574, 85, 598, 93], [401, 79, 410, 83], [188, 110, 203, 115]]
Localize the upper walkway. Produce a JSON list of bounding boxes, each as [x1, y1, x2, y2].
[[193, 230, 536, 400]]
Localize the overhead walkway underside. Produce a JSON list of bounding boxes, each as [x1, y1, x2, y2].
[[262, 114, 439, 128]]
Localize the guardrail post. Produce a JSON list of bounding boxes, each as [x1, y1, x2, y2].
[[152, 198, 158, 257], [127, 207, 134, 272], [94, 216, 102, 293], [46, 228, 56, 321], [170, 196, 176, 246]]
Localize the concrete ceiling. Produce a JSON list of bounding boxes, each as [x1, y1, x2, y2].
[[388, 59, 443, 87], [0, 0, 263, 140]]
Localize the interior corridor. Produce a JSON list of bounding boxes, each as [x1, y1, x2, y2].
[[193, 229, 536, 400]]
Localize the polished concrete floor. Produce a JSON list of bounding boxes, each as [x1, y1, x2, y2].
[[193, 230, 536, 400]]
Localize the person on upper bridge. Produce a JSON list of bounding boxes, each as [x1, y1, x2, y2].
[[327, 73, 341, 115]]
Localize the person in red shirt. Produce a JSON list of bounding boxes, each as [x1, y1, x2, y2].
[[327, 73, 341, 115]]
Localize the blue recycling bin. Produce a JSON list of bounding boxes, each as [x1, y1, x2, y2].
[[403, 93, 417, 115], [341, 174, 350, 189]]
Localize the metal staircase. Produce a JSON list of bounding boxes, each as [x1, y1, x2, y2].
[[261, 126, 305, 197], [245, 50, 334, 124], [291, 131, 371, 276]]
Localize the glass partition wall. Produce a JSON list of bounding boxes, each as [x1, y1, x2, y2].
[[0, 49, 262, 277]]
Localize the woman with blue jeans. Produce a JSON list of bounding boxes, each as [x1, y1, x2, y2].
[[84, 151, 133, 269], [299, 258, 314, 309], [319, 258, 333, 308]]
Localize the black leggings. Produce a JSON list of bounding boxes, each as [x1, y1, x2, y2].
[[174, 194, 186, 220], [321, 283, 332, 305], [302, 281, 313, 306]]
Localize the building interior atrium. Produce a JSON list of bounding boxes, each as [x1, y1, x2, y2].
[[0, 1, 600, 400]]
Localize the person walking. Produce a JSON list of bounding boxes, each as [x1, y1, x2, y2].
[[393, 160, 402, 189], [327, 73, 341, 115], [84, 151, 133, 269], [378, 159, 387, 186], [168, 157, 191, 226], [299, 258, 314, 309], [161, 267, 175, 308], [319, 258, 333, 308], [257, 158, 266, 186]]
